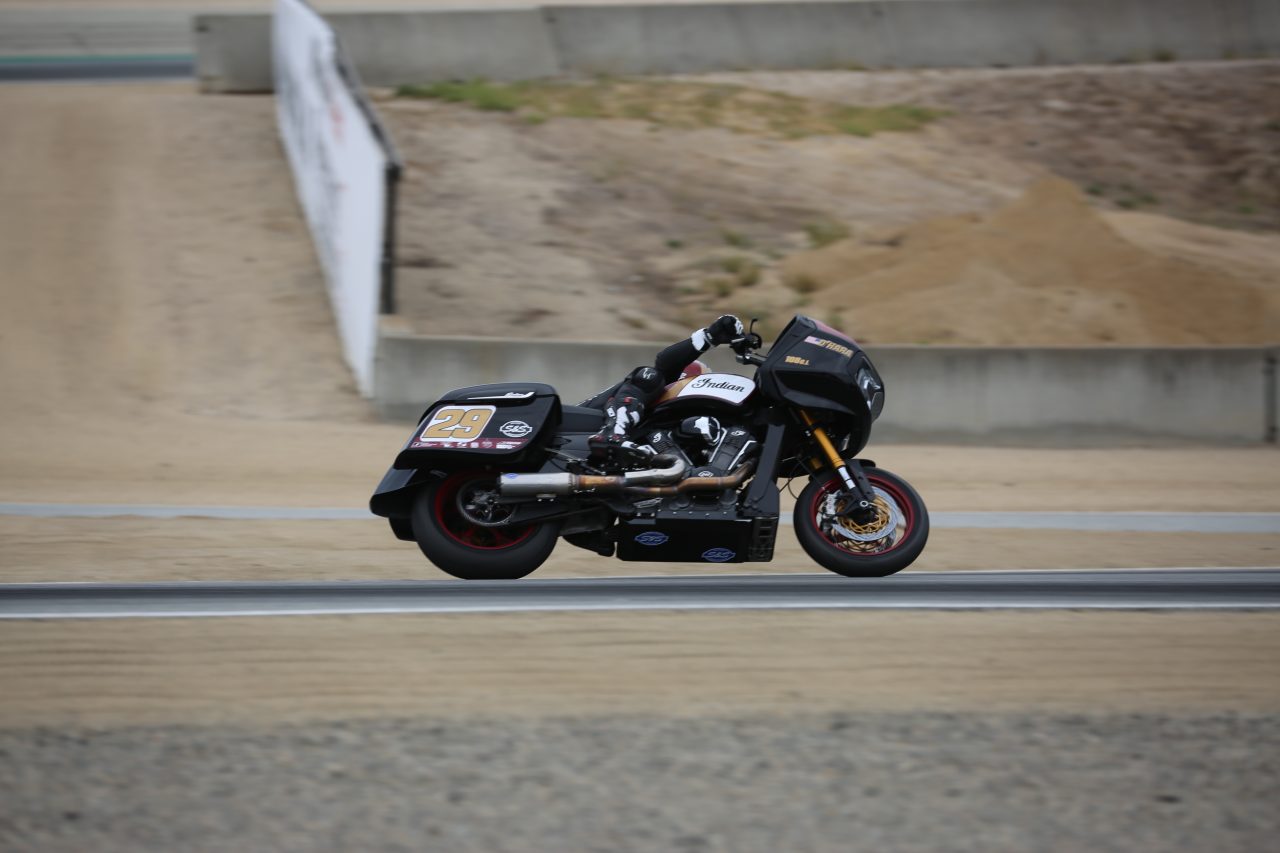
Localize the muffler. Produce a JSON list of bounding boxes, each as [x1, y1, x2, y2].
[[499, 453, 688, 497]]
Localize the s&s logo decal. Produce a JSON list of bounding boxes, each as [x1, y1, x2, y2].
[[701, 547, 736, 563], [635, 531, 669, 546], [499, 420, 533, 438]]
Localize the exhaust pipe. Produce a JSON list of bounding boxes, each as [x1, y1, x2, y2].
[[499, 453, 688, 497], [623, 460, 755, 496]]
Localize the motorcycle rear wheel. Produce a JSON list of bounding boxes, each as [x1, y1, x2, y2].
[[411, 471, 561, 580], [794, 466, 929, 578]]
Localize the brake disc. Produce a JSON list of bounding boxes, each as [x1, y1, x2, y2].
[[824, 486, 902, 543], [457, 483, 513, 527]]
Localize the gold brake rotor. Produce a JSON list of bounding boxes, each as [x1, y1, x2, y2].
[[833, 496, 894, 540]]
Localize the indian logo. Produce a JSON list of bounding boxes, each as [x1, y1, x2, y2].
[[499, 420, 533, 438], [691, 377, 748, 393], [673, 374, 755, 405]]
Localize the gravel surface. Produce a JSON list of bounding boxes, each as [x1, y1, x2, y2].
[[2, 713, 1276, 852]]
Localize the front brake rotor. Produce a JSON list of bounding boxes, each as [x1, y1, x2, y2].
[[823, 487, 902, 543]]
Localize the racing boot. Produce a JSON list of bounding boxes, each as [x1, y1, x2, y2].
[[588, 396, 656, 467]]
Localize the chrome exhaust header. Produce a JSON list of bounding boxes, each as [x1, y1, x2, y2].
[[498, 453, 689, 497]]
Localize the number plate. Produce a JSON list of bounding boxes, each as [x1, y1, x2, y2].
[[417, 405, 497, 443]]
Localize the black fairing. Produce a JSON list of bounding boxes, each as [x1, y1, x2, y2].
[[756, 316, 885, 454]]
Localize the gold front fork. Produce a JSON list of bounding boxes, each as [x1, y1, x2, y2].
[[799, 410, 846, 471], [799, 410, 872, 509]]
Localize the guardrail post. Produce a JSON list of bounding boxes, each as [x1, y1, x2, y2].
[[1265, 349, 1277, 444]]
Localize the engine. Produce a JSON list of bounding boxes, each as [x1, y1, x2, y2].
[[646, 417, 759, 479]]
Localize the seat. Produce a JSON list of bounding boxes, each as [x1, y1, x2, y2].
[[561, 405, 606, 433]]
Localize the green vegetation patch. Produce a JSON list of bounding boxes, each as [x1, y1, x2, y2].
[[803, 218, 851, 248], [396, 78, 943, 139]]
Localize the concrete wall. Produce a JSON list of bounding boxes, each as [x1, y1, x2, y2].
[[197, 7, 562, 93], [543, 0, 1279, 76], [195, 13, 272, 93], [867, 346, 1277, 444], [196, 0, 1280, 92], [0, 8, 192, 58], [331, 9, 561, 86], [373, 331, 1278, 444]]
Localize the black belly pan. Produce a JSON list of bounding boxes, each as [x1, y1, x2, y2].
[[616, 516, 777, 563]]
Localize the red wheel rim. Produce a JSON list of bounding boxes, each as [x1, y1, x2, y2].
[[433, 472, 536, 550], [810, 473, 915, 555]]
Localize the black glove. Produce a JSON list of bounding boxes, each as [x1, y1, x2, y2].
[[706, 315, 745, 346]]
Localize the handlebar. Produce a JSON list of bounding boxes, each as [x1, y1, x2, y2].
[[730, 331, 765, 365]]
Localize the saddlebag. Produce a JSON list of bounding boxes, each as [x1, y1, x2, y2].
[[392, 383, 561, 470]]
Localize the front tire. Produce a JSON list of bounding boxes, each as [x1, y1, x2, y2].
[[411, 471, 560, 580], [794, 466, 928, 578]]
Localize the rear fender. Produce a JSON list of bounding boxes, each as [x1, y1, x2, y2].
[[369, 465, 438, 519]]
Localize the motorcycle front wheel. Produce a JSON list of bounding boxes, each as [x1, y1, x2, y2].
[[794, 466, 929, 578], [411, 471, 561, 580]]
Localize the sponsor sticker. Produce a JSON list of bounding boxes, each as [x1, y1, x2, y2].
[[702, 547, 736, 563], [411, 438, 528, 451], [500, 420, 533, 438], [803, 335, 855, 359], [634, 531, 669, 546]]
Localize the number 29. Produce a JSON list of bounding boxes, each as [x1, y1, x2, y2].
[[419, 405, 496, 442]]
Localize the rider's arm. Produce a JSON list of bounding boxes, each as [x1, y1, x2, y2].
[[653, 315, 744, 382]]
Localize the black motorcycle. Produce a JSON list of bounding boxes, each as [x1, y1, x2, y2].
[[371, 315, 928, 579]]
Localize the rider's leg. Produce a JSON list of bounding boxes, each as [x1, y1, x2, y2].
[[589, 366, 666, 461]]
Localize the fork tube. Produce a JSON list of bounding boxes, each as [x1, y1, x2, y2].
[[799, 410, 872, 507], [799, 410, 845, 469]]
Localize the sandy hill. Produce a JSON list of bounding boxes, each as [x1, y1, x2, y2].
[[783, 179, 1279, 346], [383, 63, 1280, 347]]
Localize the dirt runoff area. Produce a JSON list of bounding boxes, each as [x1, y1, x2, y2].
[[1, 79, 1278, 852]]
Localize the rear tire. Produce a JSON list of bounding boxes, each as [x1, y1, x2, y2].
[[794, 466, 928, 578], [411, 471, 560, 580]]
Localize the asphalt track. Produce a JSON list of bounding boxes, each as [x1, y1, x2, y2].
[[2, 570, 1277, 618], [3, 502, 1278, 533], [0, 57, 194, 82]]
